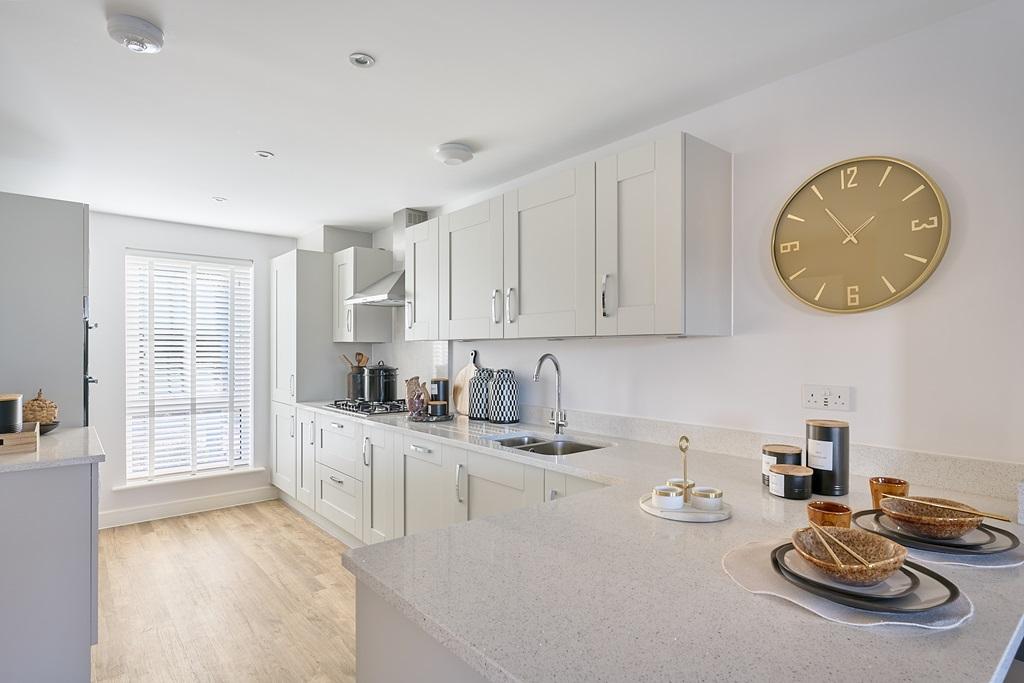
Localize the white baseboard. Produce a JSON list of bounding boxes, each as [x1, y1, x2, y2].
[[278, 492, 365, 549], [99, 485, 279, 528]]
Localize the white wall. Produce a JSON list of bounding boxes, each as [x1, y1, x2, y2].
[[88, 212, 294, 522], [449, 0, 1024, 463]]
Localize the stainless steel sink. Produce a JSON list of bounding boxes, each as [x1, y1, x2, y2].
[[514, 440, 601, 456], [494, 435, 549, 448]]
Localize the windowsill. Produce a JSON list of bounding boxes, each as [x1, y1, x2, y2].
[[111, 466, 267, 491]]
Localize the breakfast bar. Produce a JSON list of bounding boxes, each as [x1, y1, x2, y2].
[[343, 419, 1024, 683]]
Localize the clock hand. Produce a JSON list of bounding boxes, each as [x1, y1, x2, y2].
[[824, 207, 858, 245], [842, 215, 877, 244]]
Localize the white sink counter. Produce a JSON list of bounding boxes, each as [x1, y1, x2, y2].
[[316, 406, 1024, 682], [0, 425, 105, 473]]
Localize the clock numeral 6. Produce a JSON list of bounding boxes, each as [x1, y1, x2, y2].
[[779, 241, 800, 253], [840, 166, 858, 190], [847, 285, 860, 307], [911, 216, 938, 231]]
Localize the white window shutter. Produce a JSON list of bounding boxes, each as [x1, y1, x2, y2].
[[125, 252, 254, 481]]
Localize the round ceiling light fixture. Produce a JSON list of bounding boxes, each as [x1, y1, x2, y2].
[[434, 142, 474, 166], [349, 52, 375, 68], [254, 150, 275, 159], [107, 14, 164, 54]]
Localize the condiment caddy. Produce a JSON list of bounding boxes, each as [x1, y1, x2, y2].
[[638, 436, 732, 523]]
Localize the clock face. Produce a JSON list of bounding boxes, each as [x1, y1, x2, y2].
[[772, 157, 950, 313]]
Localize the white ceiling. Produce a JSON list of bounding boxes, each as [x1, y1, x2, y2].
[[0, 0, 988, 237]]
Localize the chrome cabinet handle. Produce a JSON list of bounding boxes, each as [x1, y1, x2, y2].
[[310, 420, 315, 446], [505, 287, 517, 323], [329, 475, 344, 485], [549, 489, 560, 501], [330, 422, 344, 430], [455, 463, 465, 503], [600, 273, 610, 318], [406, 300, 414, 330], [346, 307, 353, 332], [320, 428, 323, 449], [290, 374, 295, 397], [490, 289, 501, 324], [409, 444, 432, 454], [289, 415, 295, 438], [362, 436, 371, 467]]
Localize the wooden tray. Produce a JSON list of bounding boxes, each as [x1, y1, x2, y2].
[[0, 421, 39, 455]]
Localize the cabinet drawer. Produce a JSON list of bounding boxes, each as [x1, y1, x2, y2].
[[316, 413, 364, 480], [315, 463, 362, 538], [402, 435, 443, 466]]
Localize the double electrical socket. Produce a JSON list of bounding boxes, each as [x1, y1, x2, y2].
[[802, 384, 853, 411]]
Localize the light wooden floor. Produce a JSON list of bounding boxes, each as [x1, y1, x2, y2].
[[91, 500, 357, 682]]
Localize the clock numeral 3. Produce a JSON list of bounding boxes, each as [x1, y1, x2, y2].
[[779, 241, 800, 253], [847, 285, 860, 307], [840, 166, 858, 190], [911, 216, 938, 231]]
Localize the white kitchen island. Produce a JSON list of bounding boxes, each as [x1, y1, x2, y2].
[[0, 427, 105, 682], [342, 416, 1024, 683]]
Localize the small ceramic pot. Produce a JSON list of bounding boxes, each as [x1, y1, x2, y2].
[[651, 485, 685, 510], [691, 487, 723, 511], [806, 500, 852, 528]]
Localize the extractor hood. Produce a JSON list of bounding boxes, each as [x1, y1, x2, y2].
[[345, 270, 405, 307], [345, 207, 428, 307]]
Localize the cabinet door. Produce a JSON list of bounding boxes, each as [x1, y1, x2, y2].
[[270, 401, 296, 497], [596, 137, 682, 336], [396, 436, 451, 537], [362, 426, 395, 544], [270, 252, 297, 403], [503, 165, 595, 338], [315, 463, 362, 538], [439, 197, 504, 340], [332, 250, 355, 343], [315, 413, 364, 480], [543, 470, 605, 501], [405, 219, 439, 341], [464, 450, 543, 520], [295, 407, 316, 508]]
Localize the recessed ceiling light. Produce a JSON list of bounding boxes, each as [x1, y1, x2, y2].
[[434, 143, 474, 166], [212, 196, 228, 202], [349, 52, 375, 68], [107, 14, 164, 54], [254, 150, 275, 159]]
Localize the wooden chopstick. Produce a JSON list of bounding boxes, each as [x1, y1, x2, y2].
[[880, 493, 1012, 523], [808, 523, 848, 568], [809, 521, 872, 568]]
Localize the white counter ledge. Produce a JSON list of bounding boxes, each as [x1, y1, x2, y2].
[[0, 425, 105, 473], [337, 411, 1024, 683]]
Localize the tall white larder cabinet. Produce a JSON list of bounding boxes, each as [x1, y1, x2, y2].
[[596, 133, 732, 336], [270, 250, 342, 404], [333, 247, 393, 343]]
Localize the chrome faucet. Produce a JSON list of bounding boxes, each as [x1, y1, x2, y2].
[[533, 353, 567, 435]]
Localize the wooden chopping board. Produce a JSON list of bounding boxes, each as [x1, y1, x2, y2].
[[451, 350, 479, 415]]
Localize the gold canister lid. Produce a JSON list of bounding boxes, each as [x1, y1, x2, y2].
[[653, 485, 685, 497], [769, 464, 813, 476], [691, 487, 723, 499], [805, 419, 849, 428], [762, 443, 802, 455]]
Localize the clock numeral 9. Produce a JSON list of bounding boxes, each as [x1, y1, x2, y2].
[[840, 166, 858, 190], [779, 241, 800, 253], [911, 216, 938, 231], [847, 285, 860, 307]]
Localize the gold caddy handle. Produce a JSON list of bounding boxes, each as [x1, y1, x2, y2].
[[678, 435, 690, 482]]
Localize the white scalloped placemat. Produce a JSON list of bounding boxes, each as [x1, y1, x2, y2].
[[722, 540, 973, 630]]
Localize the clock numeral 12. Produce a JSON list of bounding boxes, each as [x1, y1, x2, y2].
[[840, 166, 858, 190], [911, 216, 938, 231], [779, 241, 800, 253], [847, 285, 860, 307]]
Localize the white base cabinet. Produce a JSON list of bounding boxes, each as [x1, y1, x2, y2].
[[543, 470, 605, 502], [395, 435, 465, 537], [271, 401, 296, 498], [315, 412, 364, 480], [362, 425, 396, 544], [295, 407, 316, 508], [315, 463, 363, 538], [455, 450, 544, 522]]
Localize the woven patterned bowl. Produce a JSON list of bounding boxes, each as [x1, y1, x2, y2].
[[792, 526, 907, 586], [880, 496, 983, 540]]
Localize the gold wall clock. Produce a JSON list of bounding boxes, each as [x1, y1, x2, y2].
[[771, 156, 950, 313]]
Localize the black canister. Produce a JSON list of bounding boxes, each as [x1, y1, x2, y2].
[[0, 394, 23, 433], [761, 444, 803, 486], [347, 367, 366, 400], [767, 464, 813, 500], [429, 378, 450, 403], [806, 419, 850, 496]]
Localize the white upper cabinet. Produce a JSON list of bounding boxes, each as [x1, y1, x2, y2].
[[439, 197, 504, 340], [404, 218, 439, 341], [596, 133, 732, 336], [503, 164, 596, 338], [333, 247, 393, 343]]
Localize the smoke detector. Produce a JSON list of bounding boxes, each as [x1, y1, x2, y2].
[[434, 143, 474, 166], [107, 14, 164, 54]]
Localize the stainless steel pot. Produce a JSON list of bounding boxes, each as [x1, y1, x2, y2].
[[364, 361, 398, 403]]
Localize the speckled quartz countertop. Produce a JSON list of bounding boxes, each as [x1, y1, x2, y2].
[[320, 406, 1024, 682], [0, 426, 105, 473]]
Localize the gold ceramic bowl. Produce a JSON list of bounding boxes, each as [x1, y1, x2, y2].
[[791, 526, 907, 586], [880, 496, 983, 540]]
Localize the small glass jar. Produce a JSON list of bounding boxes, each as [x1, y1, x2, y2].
[[691, 486, 723, 511], [651, 485, 686, 510]]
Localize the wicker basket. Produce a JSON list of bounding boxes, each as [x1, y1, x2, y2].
[[22, 389, 58, 424]]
